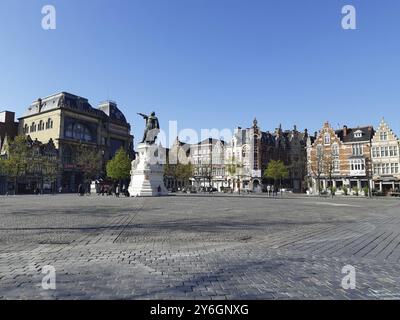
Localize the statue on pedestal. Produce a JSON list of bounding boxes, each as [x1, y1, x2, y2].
[[137, 112, 160, 144], [128, 111, 168, 197]]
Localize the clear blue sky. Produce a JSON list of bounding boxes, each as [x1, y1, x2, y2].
[[1, 0, 400, 146]]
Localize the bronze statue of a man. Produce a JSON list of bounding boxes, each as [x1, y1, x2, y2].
[[137, 112, 160, 144]]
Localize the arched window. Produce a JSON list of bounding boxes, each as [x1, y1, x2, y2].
[[46, 118, 52, 129], [38, 120, 43, 131], [24, 124, 29, 134]]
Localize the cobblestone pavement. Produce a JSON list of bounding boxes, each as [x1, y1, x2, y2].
[[1, 194, 400, 299]]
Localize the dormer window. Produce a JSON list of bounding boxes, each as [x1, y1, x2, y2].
[[354, 130, 363, 138]]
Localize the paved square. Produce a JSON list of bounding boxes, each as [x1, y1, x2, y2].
[[1, 194, 400, 299]]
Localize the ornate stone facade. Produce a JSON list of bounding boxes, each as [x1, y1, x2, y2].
[[371, 119, 400, 193], [18, 92, 134, 192], [307, 122, 374, 195], [162, 120, 308, 193], [0, 136, 58, 194]]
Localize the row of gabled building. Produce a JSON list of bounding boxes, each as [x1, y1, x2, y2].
[[163, 119, 310, 193], [164, 118, 400, 195], [2, 91, 400, 195], [307, 120, 400, 195]]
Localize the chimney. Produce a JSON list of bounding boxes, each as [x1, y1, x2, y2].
[[343, 125, 348, 137]]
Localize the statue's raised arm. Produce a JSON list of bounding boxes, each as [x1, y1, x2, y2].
[[137, 112, 148, 119]]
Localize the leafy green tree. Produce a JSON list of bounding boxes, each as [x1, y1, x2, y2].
[[76, 143, 103, 182], [2, 136, 60, 194], [225, 157, 238, 177], [164, 162, 193, 188], [225, 156, 243, 192], [175, 162, 194, 187], [106, 148, 131, 183], [264, 160, 289, 190], [164, 162, 175, 177], [4, 135, 30, 194], [0, 157, 6, 176]]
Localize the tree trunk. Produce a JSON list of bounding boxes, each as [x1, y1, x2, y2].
[[14, 176, 18, 195]]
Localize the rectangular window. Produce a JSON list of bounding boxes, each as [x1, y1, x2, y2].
[[352, 144, 363, 156], [332, 145, 339, 156], [334, 160, 340, 171], [385, 163, 390, 174], [324, 134, 331, 145]]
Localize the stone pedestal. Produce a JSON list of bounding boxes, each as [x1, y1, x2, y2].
[[128, 143, 168, 197]]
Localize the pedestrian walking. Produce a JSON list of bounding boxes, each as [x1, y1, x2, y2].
[[78, 184, 84, 196]]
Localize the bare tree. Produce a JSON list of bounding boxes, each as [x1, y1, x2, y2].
[[364, 155, 373, 198], [310, 152, 324, 195], [322, 151, 336, 197]]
